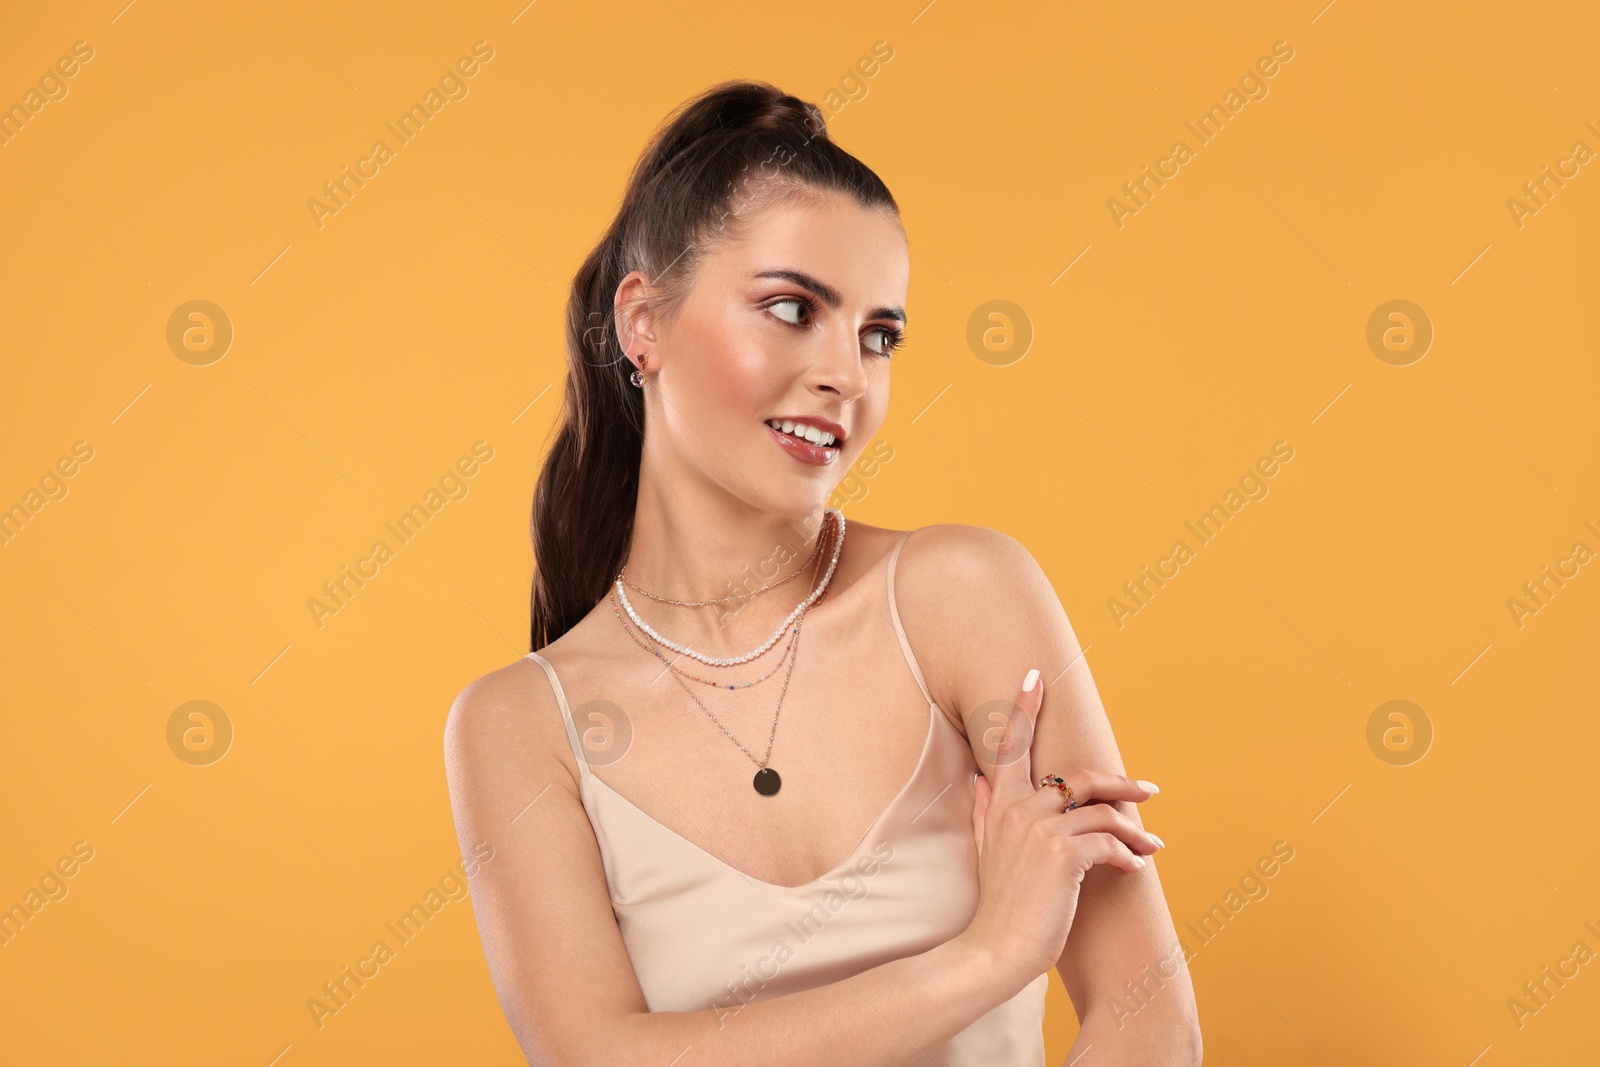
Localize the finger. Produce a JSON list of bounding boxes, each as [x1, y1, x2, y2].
[[1033, 768, 1160, 810], [989, 669, 1045, 806], [971, 773, 991, 856], [1072, 830, 1148, 875], [1048, 801, 1164, 856]]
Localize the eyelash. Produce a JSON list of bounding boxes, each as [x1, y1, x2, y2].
[[763, 295, 906, 358]]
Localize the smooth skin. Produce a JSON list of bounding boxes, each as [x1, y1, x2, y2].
[[444, 189, 1202, 1065], [896, 524, 1203, 1062]]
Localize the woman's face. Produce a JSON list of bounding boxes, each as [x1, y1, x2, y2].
[[626, 190, 910, 520]]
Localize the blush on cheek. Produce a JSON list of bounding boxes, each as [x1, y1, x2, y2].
[[668, 319, 774, 453], [694, 332, 778, 425]]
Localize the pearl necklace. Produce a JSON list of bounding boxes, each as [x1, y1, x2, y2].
[[613, 508, 845, 667], [609, 583, 807, 689]]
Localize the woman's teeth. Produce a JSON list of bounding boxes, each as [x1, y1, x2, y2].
[[767, 419, 836, 447]]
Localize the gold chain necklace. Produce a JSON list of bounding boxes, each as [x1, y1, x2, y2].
[[610, 515, 840, 796], [619, 515, 829, 606], [621, 593, 809, 795], [609, 585, 805, 689], [608, 518, 832, 691], [613, 509, 845, 666]]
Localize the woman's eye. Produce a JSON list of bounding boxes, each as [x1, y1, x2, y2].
[[766, 298, 901, 357], [765, 298, 810, 326], [865, 328, 901, 357]]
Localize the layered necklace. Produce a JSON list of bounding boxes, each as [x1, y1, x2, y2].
[[611, 508, 845, 796]]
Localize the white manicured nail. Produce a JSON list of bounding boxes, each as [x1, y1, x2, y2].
[[1022, 668, 1040, 692]]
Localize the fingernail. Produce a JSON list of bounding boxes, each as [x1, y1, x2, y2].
[[1022, 668, 1040, 693], [1136, 779, 1160, 793], [1134, 856, 1147, 868], [1151, 834, 1166, 849]]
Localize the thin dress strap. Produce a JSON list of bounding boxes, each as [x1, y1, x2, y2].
[[525, 650, 590, 776], [885, 530, 936, 708]]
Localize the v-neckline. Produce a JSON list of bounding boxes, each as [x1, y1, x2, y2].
[[581, 698, 943, 893]]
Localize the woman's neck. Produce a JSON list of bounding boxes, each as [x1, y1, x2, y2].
[[621, 488, 835, 654]]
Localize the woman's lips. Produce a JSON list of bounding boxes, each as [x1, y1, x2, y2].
[[767, 422, 839, 466]]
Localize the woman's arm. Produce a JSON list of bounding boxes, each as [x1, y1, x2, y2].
[[892, 524, 1204, 1067], [443, 661, 1029, 1067]]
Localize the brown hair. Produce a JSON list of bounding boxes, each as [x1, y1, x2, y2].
[[528, 80, 900, 649]]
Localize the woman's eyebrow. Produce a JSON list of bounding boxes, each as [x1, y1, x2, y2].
[[753, 268, 906, 323]]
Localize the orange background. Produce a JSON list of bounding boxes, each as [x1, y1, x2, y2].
[[3, 0, 1598, 1063]]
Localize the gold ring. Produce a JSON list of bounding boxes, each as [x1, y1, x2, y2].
[[1039, 774, 1077, 810]]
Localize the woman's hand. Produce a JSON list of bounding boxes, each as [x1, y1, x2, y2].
[[957, 669, 1163, 994]]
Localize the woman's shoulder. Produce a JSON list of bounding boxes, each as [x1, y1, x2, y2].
[[877, 522, 1057, 707], [443, 641, 585, 793], [839, 519, 1040, 600], [842, 518, 1032, 576], [889, 521, 1042, 588]]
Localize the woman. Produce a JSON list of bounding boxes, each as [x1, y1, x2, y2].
[[444, 80, 1201, 1065]]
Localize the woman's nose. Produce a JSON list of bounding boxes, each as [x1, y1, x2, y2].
[[810, 333, 869, 399]]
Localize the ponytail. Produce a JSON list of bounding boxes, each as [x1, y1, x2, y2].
[[529, 80, 897, 648]]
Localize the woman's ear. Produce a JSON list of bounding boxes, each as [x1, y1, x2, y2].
[[614, 270, 659, 371]]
